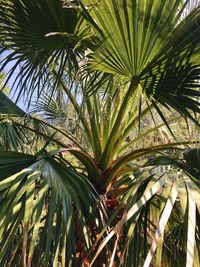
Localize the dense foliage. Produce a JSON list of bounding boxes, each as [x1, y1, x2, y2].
[[0, 0, 200, 266]]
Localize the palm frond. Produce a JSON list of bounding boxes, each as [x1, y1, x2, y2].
[[90, 163, 200, 266], [82, 1, 200, 123], [0, 0, 86, 104], [83, 0, 188, 76], [0, 149, 101, 266]]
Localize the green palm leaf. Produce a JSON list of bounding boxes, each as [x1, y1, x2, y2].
[[83, 0, 188, 76], [0, 149, 100, 266], [0, 90, 25, 116], [82, 0, 200, 122], [89, 163, 200, 266], [0, 0, 85, 102]]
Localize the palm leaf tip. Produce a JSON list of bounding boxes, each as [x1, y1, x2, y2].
[[0, 91, 25, 116]]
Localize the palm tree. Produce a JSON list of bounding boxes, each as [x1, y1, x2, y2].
[[0, 0, 200, 266]]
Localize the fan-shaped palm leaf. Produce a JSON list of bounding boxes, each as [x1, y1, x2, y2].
[[90, 163, 200, 267], [0, 0, 87, 103], [0, 149, 101, 267], [82, 0, 200, 122]]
